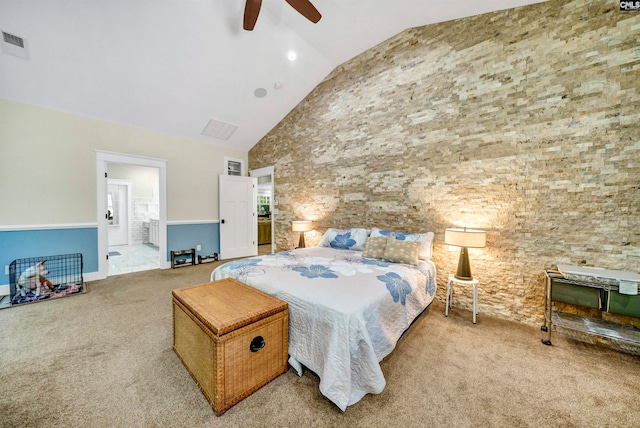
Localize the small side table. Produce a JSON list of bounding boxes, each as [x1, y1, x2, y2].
[[445, 274, 479, 324]]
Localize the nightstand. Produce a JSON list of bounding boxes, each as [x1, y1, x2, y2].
[[445, 274, 479, 324]]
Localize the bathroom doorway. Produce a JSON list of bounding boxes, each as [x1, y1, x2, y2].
[[107, 179, 131, 246], [106, 164, 160, 275], [96, 151, 168, 280]]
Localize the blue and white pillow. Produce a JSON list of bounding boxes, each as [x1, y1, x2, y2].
[[370, 227, 434, 260], [318, 228, 369, 251]]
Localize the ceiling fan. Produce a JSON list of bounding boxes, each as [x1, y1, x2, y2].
[[243, 0, 322, 31]]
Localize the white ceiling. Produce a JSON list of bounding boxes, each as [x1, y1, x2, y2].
[[0, 0, 544, 152]]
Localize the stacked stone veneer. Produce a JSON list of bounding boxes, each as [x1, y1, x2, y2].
[[249, 0, 640, 326]]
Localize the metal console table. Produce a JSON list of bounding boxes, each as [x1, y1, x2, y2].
[[542, 270, 640, 355]]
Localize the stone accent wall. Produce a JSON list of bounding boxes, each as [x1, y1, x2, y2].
[[249, 0, 640, 325]]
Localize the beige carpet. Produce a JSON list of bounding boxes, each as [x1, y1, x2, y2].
[[1, 262, 639, 428]]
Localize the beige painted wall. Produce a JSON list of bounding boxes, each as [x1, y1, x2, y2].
[[0, 98, 246, 225], [107, 164, 158, 199], [249, 0, 640, 325]]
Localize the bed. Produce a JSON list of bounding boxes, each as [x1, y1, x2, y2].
[[211, 227, 436, 411]]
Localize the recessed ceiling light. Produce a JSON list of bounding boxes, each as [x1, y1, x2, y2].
[[254, 88, 267, 98], [287, 50, 297, 61]]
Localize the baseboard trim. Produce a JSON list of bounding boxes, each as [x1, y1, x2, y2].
[[84, 272, 102, 282]]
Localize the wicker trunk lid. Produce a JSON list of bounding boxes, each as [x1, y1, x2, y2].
[[173, 277, 287, 336], [172, 278, 288, 416]]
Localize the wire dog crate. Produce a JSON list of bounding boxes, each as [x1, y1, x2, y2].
[[9, 253, 84, 306]]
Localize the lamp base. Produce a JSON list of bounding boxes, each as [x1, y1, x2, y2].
[[454, 247, 473, 281], [297, 232, 306, 249]]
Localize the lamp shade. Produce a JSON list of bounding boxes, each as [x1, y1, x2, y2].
[[444, 228, 486, 248], [292, 220, 313, 232]]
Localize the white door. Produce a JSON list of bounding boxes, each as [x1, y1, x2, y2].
[[107, 182, 129, 246], [219, 174, 257, 260]]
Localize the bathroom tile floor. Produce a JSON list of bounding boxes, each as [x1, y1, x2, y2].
[[109, 243, 160, 276]]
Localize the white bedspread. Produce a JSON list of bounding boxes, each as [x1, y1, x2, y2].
[[211, 246, 436, 411]]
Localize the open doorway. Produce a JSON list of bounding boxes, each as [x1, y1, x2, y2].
[[249, 166, 274, 255], [107, 179, 132, 246], [96, 151, 168, 280], [106, 165, 160, 275]]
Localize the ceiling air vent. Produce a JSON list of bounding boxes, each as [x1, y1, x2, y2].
[[202, 119, 238, 141], [1, 30, 29, 60]]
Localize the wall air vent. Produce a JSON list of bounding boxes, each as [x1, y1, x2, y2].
[[202, 119, 238, 141], [224, 157, 245, 176], [3, 32, 23, 48], [1, 30, 29, 60]]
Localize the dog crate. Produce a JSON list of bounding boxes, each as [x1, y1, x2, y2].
[[9, 253, 84, 306]]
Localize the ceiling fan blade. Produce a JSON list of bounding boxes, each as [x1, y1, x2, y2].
[[243, 0, 262, 31], [285, 0, 322, 24]]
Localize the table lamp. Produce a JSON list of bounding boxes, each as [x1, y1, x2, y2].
[[292, 220, 313, 248], [444, 227, 486, 280]]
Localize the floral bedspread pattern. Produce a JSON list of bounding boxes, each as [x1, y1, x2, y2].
[[211, 246, 436, 411]]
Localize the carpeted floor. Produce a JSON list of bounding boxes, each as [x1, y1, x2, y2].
[[1, 262, 639, 427]]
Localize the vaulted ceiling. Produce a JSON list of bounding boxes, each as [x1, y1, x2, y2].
[[0, 0, 544, 152]]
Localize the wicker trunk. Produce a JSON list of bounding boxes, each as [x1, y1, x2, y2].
[[172, 278, 288, 416]]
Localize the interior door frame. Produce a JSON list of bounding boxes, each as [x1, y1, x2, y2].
[[107, 178, 133, 246], [96, 150, 168, 279], [249, 166, 275, 254]]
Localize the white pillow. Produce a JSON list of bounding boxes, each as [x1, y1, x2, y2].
[[318, 228, 369, 251], [370, 227, 434, 259]]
